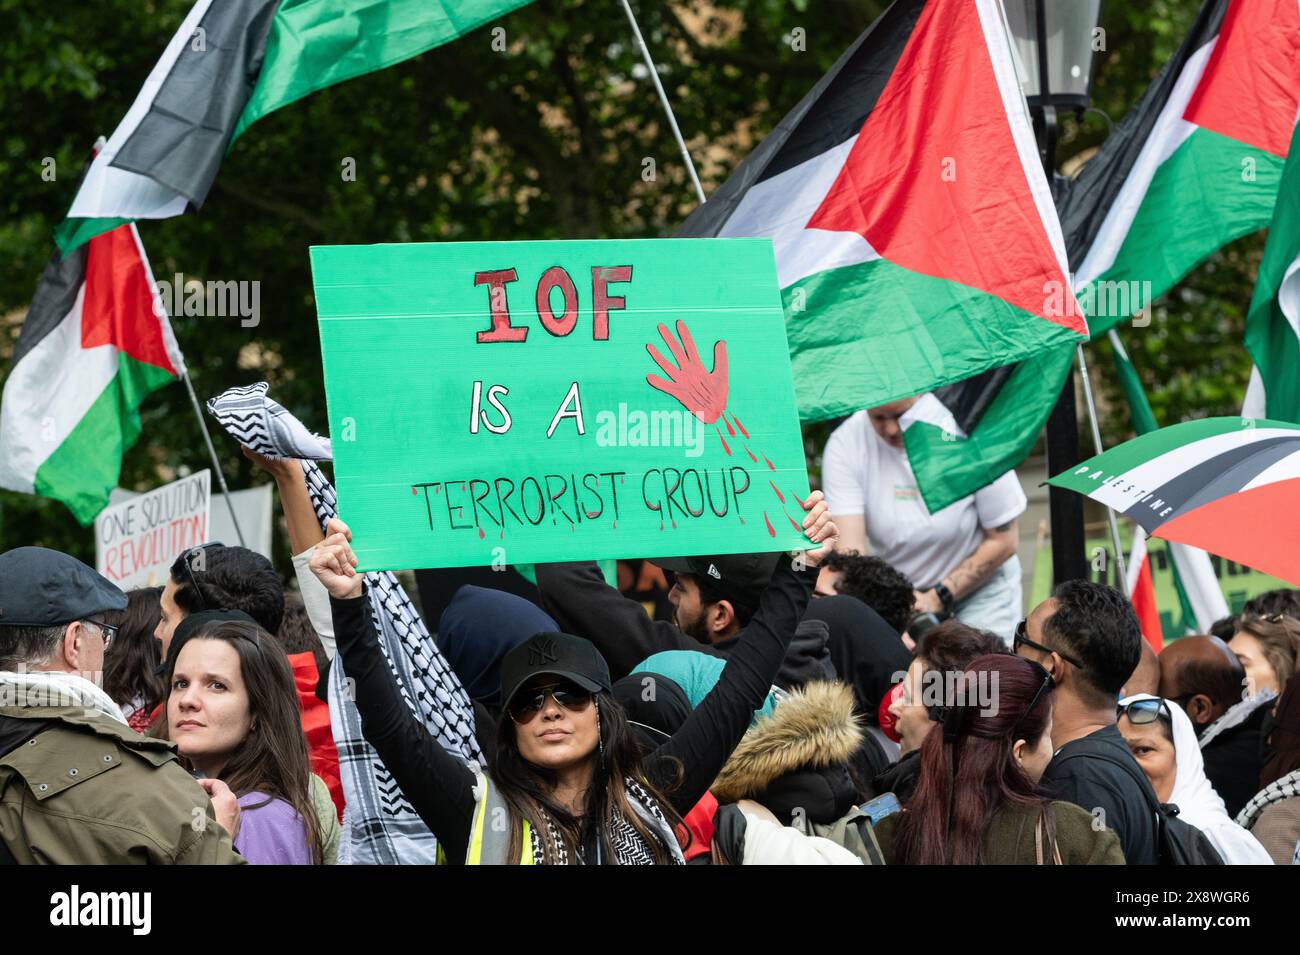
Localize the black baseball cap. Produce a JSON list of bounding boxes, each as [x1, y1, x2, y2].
[[651, 552, 780, 612], [499, 631, 612, 711], [0, 547, 126, 627]]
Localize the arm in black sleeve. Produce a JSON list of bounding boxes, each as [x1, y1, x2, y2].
[[645, 559, 817, 814], [330, 589, 478, 864], [533, 561, 722, 680]]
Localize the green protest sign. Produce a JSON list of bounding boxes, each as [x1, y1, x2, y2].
[[311, 238, 811, 571]]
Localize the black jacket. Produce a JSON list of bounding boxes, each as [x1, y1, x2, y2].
[[1201, 702, 1270, 818]]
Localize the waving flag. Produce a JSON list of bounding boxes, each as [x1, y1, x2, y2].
[[679, 0, 1086, 425]]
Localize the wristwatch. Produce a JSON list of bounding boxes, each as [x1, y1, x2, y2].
[[934, 582, 955, 614]]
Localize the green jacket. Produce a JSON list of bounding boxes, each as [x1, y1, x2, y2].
[[0, 706, 245, 864]]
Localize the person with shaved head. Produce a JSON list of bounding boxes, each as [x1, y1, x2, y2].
[[1158, 635, 1261, 817]]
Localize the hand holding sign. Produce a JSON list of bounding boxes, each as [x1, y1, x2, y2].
[[309, 517, 363, 600], [645, 320, 729, 424]]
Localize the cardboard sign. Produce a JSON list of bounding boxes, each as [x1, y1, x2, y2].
[[96, 470, 211, 589], [311, 239, 812, 571]]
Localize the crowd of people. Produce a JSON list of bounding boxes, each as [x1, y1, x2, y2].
[[1, 407, 1298, 865]]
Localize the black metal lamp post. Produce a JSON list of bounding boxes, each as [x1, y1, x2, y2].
[[1002, 0, 1103, 585]]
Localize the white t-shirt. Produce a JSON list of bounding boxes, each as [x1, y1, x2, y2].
[[821, 411, 1026, 588]]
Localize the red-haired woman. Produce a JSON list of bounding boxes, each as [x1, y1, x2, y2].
[[873, 654, 1124, 864]]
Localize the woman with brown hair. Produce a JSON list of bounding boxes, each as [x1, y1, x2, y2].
[[101, 586, 165, 733], [874, 654, 1124, 864], [160, 619, 334, 864], [1229, 613, 1300, 698]]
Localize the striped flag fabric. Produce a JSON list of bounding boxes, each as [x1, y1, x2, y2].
[[1244, 120, 1300, 423], [1126, 529, 1163, 652], [903, 0, 1300, 513], [679, 0, 1087, 426], [58, 0, 534, 253], [0, 224, 183, 524], [1047, 417, 1300, 588]]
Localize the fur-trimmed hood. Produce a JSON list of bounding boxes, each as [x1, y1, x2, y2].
[[711, 681, 864, 803]]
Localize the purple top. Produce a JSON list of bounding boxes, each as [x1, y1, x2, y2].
[[234, 792, 314, 865]]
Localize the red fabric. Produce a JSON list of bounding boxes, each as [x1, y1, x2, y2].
[[81, 224, 177, 373], [287, 651, 344, 819], [878, 682, 903, 743], [679, 791, 718, 862], [1130, 552, 1163, 653], [1182, 0, 1300, 159], [806, 0, 1085, 334]]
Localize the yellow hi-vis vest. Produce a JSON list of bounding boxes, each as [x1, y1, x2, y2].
[[464, 770, 533, 865]]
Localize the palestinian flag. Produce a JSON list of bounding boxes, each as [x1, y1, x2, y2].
[[1048, 417, 1300, 588], [1244, 120, 1300, 423], [0, 224, 183, 524], [678, 0, 1087, 425], [59, 0, 533, 253], [1125, 529, 1163, 652], [1060, 0, 1300, 335], [902, 0, 1300, 513]]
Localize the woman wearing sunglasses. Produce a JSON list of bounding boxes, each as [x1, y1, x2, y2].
[[873, 654, 1124, 864], [310, 493, 837, 865], [1118, 694, 1272, 864]]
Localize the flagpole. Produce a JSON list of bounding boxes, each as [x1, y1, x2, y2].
[[180, 368, 246, 546], [618, 0, 707, 205], [1075, 343, 1127, 586]]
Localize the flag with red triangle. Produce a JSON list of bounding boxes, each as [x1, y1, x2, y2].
[[0, 223, 183, 524], [679, 0, 1087, 423], [1125, 529, 1165, 653]]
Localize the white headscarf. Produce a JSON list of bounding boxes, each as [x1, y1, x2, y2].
[[1121, 693, 1273, 865]]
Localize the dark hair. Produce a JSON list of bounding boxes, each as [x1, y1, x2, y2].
[[275, 593, 329, 677], [685, 573, 755, 628], [492, 689, 685, 864], [1209, 615, 1239, 642], [820, 551, 915, 634], [1242, 589, 1300, 620], [101, 587, 165, 711], [0, 624, 67, 671], [159, 620, 323, 863], [892, 655, 1055, 865], [1043, 580, 1141, 706], [1173, 653, 1244, 708], [168, 544, 285, 634], [915, 620, 1006, 679]]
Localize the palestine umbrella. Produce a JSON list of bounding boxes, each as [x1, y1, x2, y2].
[[1046, 417, 1300, 587]]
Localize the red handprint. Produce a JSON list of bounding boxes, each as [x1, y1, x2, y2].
[[645, 320, 730, 424]]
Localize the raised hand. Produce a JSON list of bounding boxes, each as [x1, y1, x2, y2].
[[309, 517, 363, 600], [645, 320, 729, 424], [798, 490, 839, 568]]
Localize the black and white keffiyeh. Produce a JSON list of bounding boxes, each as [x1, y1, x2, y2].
[[207, 383, 483, 865], [1235, 768, 1300, 830], [527, 777, 682, 865]]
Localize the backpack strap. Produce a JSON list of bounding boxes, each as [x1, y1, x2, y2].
[[1050, 735, 1163, 855]]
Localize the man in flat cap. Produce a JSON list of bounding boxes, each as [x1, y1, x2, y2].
[[0, 547, 245, 863]]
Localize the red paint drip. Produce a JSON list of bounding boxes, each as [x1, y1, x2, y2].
[[717, 428, 732, 456], [765, 456, 775, 471], [477, 528, 485, 540], [671, 520, 678, 530], [461, 483, 466, 492], [782, 505, 803, 533], [500, 530, 505, 540], [659, 520, 665, 532], [411, 486, 418, 496], [745, 445, 758, 463], [434, 486, 441, 494], [733, 415, 750, 439], [723, 415, 735, 437], [763, 512, 776, 537], [612, 520, 617, 530], [769, 481, 785, 503], [739, 517, 745, 525]]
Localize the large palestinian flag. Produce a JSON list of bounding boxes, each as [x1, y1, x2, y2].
[[59, 0, 533, 253], [1048, 417, 1300, 588], [678, 0, 1087, 425], [904, 0, 1300, 513], [0, 225, 183, 524]]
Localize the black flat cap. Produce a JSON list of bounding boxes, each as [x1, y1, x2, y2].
[[0, 547, 127, 627]]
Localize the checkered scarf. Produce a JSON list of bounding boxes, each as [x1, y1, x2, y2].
[[528, 777, 683, 865], [1235, 768, 1300, 831], [207, 383, 483, 864]]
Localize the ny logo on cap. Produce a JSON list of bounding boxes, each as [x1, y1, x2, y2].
[[707, 564, 722, 580], [529, 636, 559, 666]]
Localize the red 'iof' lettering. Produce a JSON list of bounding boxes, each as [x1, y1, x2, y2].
[[591, 265, 632, 340], [474, 268, 527, 342]]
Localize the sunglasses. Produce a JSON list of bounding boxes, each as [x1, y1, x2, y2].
[[1013, 619, 1086, 671], [1118, 698, 1172, 726], [508, 682, 594, 724], [83, 618, 118, 651], [1009, 659, 1054, 740]]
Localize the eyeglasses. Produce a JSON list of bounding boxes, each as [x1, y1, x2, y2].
[[507, 682, 594, 724], [83, 618, 118, 650], [1013, 619, 1086, 670], [1009, 659, 1054, 741], [1118, 698, 1172, 726], [179, 542, 223, 612]]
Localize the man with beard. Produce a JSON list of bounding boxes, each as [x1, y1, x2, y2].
[[534, 504, 836, 690]]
